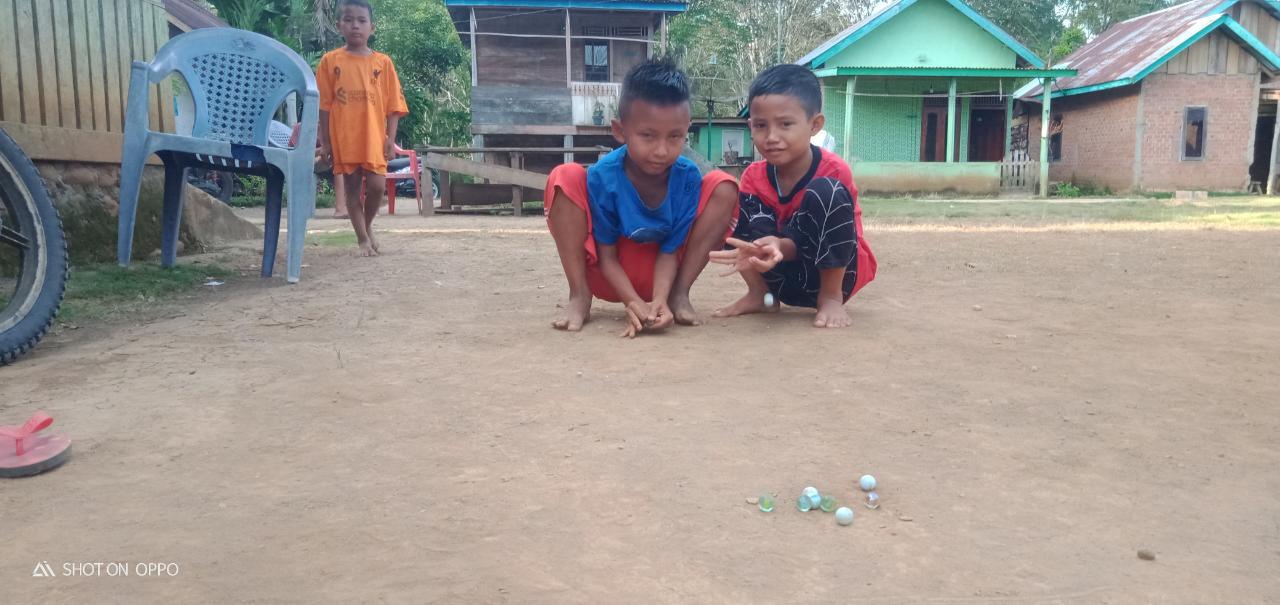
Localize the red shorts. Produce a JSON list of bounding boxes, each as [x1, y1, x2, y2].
[[545, 163, 737, 303]]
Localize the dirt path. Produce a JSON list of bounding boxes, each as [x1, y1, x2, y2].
[[5, 214, 1280, 603]]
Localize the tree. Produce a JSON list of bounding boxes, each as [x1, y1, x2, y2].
[[207, 0, 470, 147], [1059, 0, 1178, 36], [669, 0, 850, 116], [207, 0, 338, 63], [370, 0, 470, 147], [969, 0, 1062, 59], [1049, 25, 1087, 62]]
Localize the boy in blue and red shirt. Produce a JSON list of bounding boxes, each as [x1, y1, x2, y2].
[[544, 58, 738, 337], [711, 64, 876, 328]]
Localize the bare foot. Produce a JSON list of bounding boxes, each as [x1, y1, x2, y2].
[[357, 240, 378, 257], [551, 293, 592, 331], [368, 231, 381, 254], [813, 297, 851, 328], [669, 292, 701, 326], [713, 291, 772, 318]]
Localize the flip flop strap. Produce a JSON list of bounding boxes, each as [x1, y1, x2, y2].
[[0, 411, 52, 456]]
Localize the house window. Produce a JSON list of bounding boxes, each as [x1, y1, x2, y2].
[[584, 40, 609, 82], [1183, 107, 1207, 160], [1049, 115, 1063, 162], [612, 26, 648, 38]]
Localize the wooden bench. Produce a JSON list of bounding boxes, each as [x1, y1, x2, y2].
[[416, 146, 610, 216]]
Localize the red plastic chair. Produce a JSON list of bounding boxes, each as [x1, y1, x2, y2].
[[384, 145, 421, 215], [293, 124, 418, 216]]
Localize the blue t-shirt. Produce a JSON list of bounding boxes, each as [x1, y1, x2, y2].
[[586, 146, 702, 254]]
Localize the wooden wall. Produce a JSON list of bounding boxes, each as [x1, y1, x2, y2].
[[0, 0, 174, 163], [468, 8, 656, 86], [474, 9, 566, 86], [569, 12, 654, 82], [1156, 31, 1262, 75], [1231, 1, 1280, 56], [472, 85, 571, 127]]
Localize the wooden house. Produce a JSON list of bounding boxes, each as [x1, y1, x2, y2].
[[795, 0, 1074, 195], [445, 0, 688, 173], [0, 0, 174, 165], [1018, 0, 1280, 193]]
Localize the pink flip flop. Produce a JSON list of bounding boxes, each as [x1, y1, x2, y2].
[[0, 411, 71, 478]]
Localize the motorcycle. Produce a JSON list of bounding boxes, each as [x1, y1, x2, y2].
[[0, 127, 69, 364]]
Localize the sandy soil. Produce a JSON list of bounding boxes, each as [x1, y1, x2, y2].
[[4, 213, 1280, 603]]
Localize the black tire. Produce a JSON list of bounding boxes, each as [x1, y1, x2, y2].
[[0, 127, 68, 365]]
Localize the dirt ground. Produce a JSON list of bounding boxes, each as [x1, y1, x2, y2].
[[4, 212, 1280, 603]]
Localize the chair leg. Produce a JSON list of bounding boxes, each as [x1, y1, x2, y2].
[[414, 175, 423, 214], [387, 180, 395, 215], [261, 171, 284, 278], [285, 165, 315, 283], [116, 147, 150, 266], [159, 164, 189, 268]]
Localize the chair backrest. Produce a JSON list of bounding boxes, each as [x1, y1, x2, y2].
[[267, 120, 295, 148], [148, 28, 317, 147]]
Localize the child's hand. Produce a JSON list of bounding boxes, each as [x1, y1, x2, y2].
[[621, 300, 649, 338], [318, 141, 333, 163], [384, 138, 396, 162], [709, 237, 784, 276], [649, 300, 675, 332], [619, 300, 671, 338]]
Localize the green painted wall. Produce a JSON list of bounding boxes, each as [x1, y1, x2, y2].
[[825, 77, 983, 163], [823, 85, 847, 156], [850, 95, 921, 162], [852, 161, 1000, 194], [690, 124, 752, 165], [828, 0, 1017, 69]]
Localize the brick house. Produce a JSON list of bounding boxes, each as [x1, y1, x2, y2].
[[1018, 0, 1280, 193]]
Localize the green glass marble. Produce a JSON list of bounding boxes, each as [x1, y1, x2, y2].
[[758, 495, 775, 513], [819, 495, 837, 512]]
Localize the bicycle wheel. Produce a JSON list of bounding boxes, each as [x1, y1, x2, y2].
[[0, 127, 68, 365]]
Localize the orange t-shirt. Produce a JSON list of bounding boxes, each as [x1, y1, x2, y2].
[[317, 48, 409, 168]]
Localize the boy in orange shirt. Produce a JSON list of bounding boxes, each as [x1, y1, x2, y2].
[[317, 0, 409, 256]]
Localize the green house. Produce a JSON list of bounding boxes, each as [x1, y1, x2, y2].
[[689, 118, 754, 173], [796, 0, 1075, 195]]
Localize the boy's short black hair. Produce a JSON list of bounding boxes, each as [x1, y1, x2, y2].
[[338, 0, 374, 20], [618, 57, 691, 119], [748, 64, 823, 117]]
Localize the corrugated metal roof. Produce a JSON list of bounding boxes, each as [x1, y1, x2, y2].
[[163, 0, 226, 31], [1021, 0, 1280, 98]]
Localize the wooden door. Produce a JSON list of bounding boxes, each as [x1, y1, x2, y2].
[[920, 105, 947, 162], [920, 102, 964, 162], [968, 109, 1006, 162]]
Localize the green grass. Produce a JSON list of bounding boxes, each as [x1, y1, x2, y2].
[[59, 262, 234, 324], [230, 192, 335, 209], [307, 231, 357, 247], [860, 197, 1280, 227]]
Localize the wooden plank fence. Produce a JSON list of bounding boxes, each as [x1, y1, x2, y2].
[[0, 0, 173, 163], [1000, 149, 1039, 191]]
